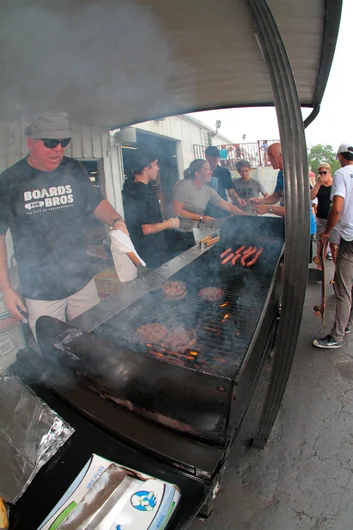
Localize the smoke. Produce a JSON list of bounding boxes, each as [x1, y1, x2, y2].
[[0, 0, 192, 127]]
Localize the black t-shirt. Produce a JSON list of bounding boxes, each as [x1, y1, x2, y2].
[[205, 165, 233, 218], [316, 185, 332, 219], [0, 156, 103, 300], [122, 180, 169, 268]]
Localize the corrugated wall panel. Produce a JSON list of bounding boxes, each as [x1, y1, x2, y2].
[[132, 115, 233, 171]]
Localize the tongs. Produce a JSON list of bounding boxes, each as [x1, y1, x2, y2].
[[126, 252, 166, 291]]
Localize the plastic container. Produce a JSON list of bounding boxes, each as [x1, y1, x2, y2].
[[94, 268, 120, 295]]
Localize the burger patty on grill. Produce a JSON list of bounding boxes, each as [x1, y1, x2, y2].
[[163, 327, 196, 351], [198, 287, 224, 301], [136, 323, 169, 344], [162, 280, 187, 299]]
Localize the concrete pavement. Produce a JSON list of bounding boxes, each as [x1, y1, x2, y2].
[[191, 260, 353, 530]]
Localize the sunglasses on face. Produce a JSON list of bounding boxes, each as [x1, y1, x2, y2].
[[318, 171, 328, 175], [40, 138, 71, 149]]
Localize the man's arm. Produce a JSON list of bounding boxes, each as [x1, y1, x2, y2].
[[252, 192, 281, 205], [322, 196, 344, 239], [0, 235, 27, 321], [93, 199, 129, 235], [256, 204, 285, 217]]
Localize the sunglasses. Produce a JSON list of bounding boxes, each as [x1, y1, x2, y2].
[[318, 171, 328, 175], [41, 138, 71, 149]]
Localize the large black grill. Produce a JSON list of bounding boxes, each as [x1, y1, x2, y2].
[[34, 216, 284, 447]]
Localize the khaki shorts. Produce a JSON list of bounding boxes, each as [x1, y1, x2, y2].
[[316, 217, 340, 245], [25, 279, 100, 339]]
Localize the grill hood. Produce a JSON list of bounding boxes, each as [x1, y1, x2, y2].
[[0, 0, 342, 128]]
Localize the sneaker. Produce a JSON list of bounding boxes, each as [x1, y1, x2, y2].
[[327, 253, 333, 261], [312, 334, 342, 349], [345, 327, 351, 335]]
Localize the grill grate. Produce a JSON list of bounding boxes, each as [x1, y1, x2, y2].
[[93, 238, 282, 380]]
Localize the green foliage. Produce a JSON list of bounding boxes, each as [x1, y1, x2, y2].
[[307, 144, 340, 176]]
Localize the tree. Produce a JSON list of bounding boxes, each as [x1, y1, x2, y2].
[[307, 144, 340, 176]]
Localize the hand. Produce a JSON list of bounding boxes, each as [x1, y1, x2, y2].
[[202, 215, 216, 224], [249, 197, 260, 204], [256, 204, 270, 216], [3, 288, 27, 322], [167, 217, 180, 229], [317, 176, 323, 186], [237, 198, 247, 207], [112, 219, 129, 236], [320, 231, 330, 242]]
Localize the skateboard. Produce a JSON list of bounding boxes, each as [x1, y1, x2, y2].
[[313, 240, 328, 325]]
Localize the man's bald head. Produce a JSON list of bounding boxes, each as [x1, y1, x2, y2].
[[268, 142, 283, 170]]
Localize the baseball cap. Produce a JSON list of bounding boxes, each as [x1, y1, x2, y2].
[[336, 143, 353, 159], [25, 111, 72, 139], [205, 146, 220, 157]]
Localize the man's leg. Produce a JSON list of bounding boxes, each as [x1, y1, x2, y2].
[[331, 249, 353, 342], [346, 287, 353, 333], [66, 279, 100, 320], [24, 298, 67, 339]]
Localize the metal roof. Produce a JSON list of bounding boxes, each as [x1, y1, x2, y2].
[[0, 0, 341, 128]]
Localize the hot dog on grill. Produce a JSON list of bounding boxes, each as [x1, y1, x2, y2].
[[246, 247, 263, 267], [241, 246, 252, 256], [232, 253, 242, 265], [241, 246, 257, 266], [220, 248, 232, 259], [221, 252, 235, 264], [234, 245, 245, 255]]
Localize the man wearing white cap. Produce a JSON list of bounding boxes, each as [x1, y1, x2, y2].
[[0, 112, 128, 337], [313, 143, 353, 349]]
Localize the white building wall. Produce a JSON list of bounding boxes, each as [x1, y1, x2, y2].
[[132, 115, 234, 176]]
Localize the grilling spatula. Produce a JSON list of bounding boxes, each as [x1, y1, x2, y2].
[[127, 252, 166, 291]]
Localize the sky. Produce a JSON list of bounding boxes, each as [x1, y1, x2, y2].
[[191, 0, 351, 151]]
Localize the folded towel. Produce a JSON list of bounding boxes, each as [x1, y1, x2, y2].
[[110, 230, 146, 267]]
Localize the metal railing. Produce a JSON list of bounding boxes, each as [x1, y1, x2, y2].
[[193, 140, 279, 169]]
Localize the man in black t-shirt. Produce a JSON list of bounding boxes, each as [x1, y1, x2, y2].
[[122, 150, 179, 268], [0, 112, 128, 337], [204, 146, 246, 218]]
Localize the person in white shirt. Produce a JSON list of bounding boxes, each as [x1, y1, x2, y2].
[[313, 143, 353, 349]]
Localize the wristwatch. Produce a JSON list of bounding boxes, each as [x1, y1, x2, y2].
[[268, 206, 273, 214], [111, 217, 124, 227]]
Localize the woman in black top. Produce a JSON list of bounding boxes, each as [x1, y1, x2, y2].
[[310, 162, 340, 265]]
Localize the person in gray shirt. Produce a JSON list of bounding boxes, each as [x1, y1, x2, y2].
[[172, 159, 247, 234], [233, 160, 268, 212]]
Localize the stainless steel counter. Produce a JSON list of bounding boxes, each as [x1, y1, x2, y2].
[[71, 243, 213, 333]]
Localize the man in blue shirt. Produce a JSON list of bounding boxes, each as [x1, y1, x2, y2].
[[252, 142, 316, 260], [253, 143, 316, 233], [251, 142, 285, 217]]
